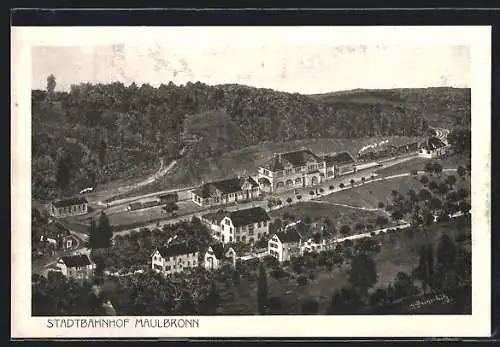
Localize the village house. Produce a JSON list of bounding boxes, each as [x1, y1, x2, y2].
[[322, 151, 356, 177], [220, 207, 271, 244], [203, 243, 237, 270], [268, 228, 303, 262], [201, 210, 229, 240], [59, 233, 82, 252], [258, 148, 326, 193], [419, 137, 449, 159], [151, 244, 200, 276], [50, 254, 95, 280], [191, 176, 260, 208], [302, 238, 336, 254], [49, 197, 88, 218]]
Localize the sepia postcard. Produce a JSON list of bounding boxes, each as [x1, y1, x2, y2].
[[11, 26, 491, 338]]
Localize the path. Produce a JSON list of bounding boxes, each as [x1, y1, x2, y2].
[[307, 200, 381, 212]]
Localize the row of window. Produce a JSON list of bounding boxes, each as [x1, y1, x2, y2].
[[273, 163, 327, 177], [221, 232, 268, 243], [54, 204, 86, 214], [153, 253, 198, 262]]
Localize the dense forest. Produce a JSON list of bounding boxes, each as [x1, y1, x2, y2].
[[32, 78, 471, 200]]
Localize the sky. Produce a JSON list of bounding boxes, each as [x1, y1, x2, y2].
[[31, 44, 470, 94]]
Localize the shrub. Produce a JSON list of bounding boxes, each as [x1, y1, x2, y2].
[[297, 275, 308, 286], [329, 185, 334, 190], [378, 201, 385, 208], [319, 188, 324, 193], [309, 191, 315, 195]]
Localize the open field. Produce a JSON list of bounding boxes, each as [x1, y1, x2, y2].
[[269, 201, 386, 230], [216, 218, 471, 315], [374, 157, 431, 177], [123, 136, 424, 195], [321, 176, 425, 209]]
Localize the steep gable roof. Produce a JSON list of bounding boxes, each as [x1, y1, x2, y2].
[[156, 244, 199, 258], [59, 254, 92, 267], [193, 176, 258, 198], [53, 197, 88, 208], [324, 151, 355, 166], [202, 210, 230, 225], [263, 148, 322, 171], [208, 243, 225, 260], [228, 207, 271, 227], [275, 229, 302, 243]]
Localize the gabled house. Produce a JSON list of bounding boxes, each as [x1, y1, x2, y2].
[[204, 243, 237, 270], [151, 244, 200, 275], [419, 137, 449, 159], [49, 197, 88, 218], [50, 254, 95, 280], [201, 210, 230, 240], [191, 176, 260, 207], [268, 228, 303, 262], [220, 207, 271, 245], [258, 148, 325, 193], [322, 151, 356, 177]]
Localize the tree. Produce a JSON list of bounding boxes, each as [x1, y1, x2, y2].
[[456, 188, 469, 200], [47, 74, 56, 95], [339, 183, 345, 189], [458, 200, 471, 216], [301, 299, 319, 315], [97, 212, 113, 248], [437, 182, 449, 196], [418, 188, 432, 202], [424, 163, 434, 175], [350, 179, 356, 188], [375, 216, 389, 228], [437, 234, 457, 270], [447, 128, 471, 155], [55, 154, 72, 192], [428, 180, 438, 192], [327, 286, 362, 314], [257, 263, 268, 315], [87, 220, 99, 249], [420, 175, 429, 185], [348, 254, 377, 293], [361, 177, 366, 184], [339, 225, 351, 235], [445, 175, 457, 188], [286, 197, 293, 204], [429, 197, 442, 212], [457, 166, 466, 178], [377, 201, 385, 208], [432, 162, 443, 175], [296, 195, 302, 201], [163, 202, 179, 215], [412, 245, 434, 292], [393, 272, 419, 299], [98, 139, 108, 167], [267, 296, 284, 315]]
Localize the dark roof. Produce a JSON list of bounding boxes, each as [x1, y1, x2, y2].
[[229, 207, 270, 227], [427, 137, 446, 150], [156, 244, 199, 258], [208, 243, 225, 260], [275, 229, 302, 243], [193, 176, 257, 198], [202, 210, 229, 224], [60, 255, 92, 267], [324, 151, 355, 166], [158, 193, 178, 199], [53, 197, 88, 208], [263, 149, 321, 171]]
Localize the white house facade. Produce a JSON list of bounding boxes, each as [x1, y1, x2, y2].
[[204, 243, 237, 271], [151, 244, 200, 275], [268, 229, 303, 262], [50, 254, 95, 280], [220, 207, 271, 244], [49, 197, 89, 218], [191, 176, 260, 208]]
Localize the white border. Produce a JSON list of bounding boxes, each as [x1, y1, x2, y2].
[[11, 26, 491, 338]]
